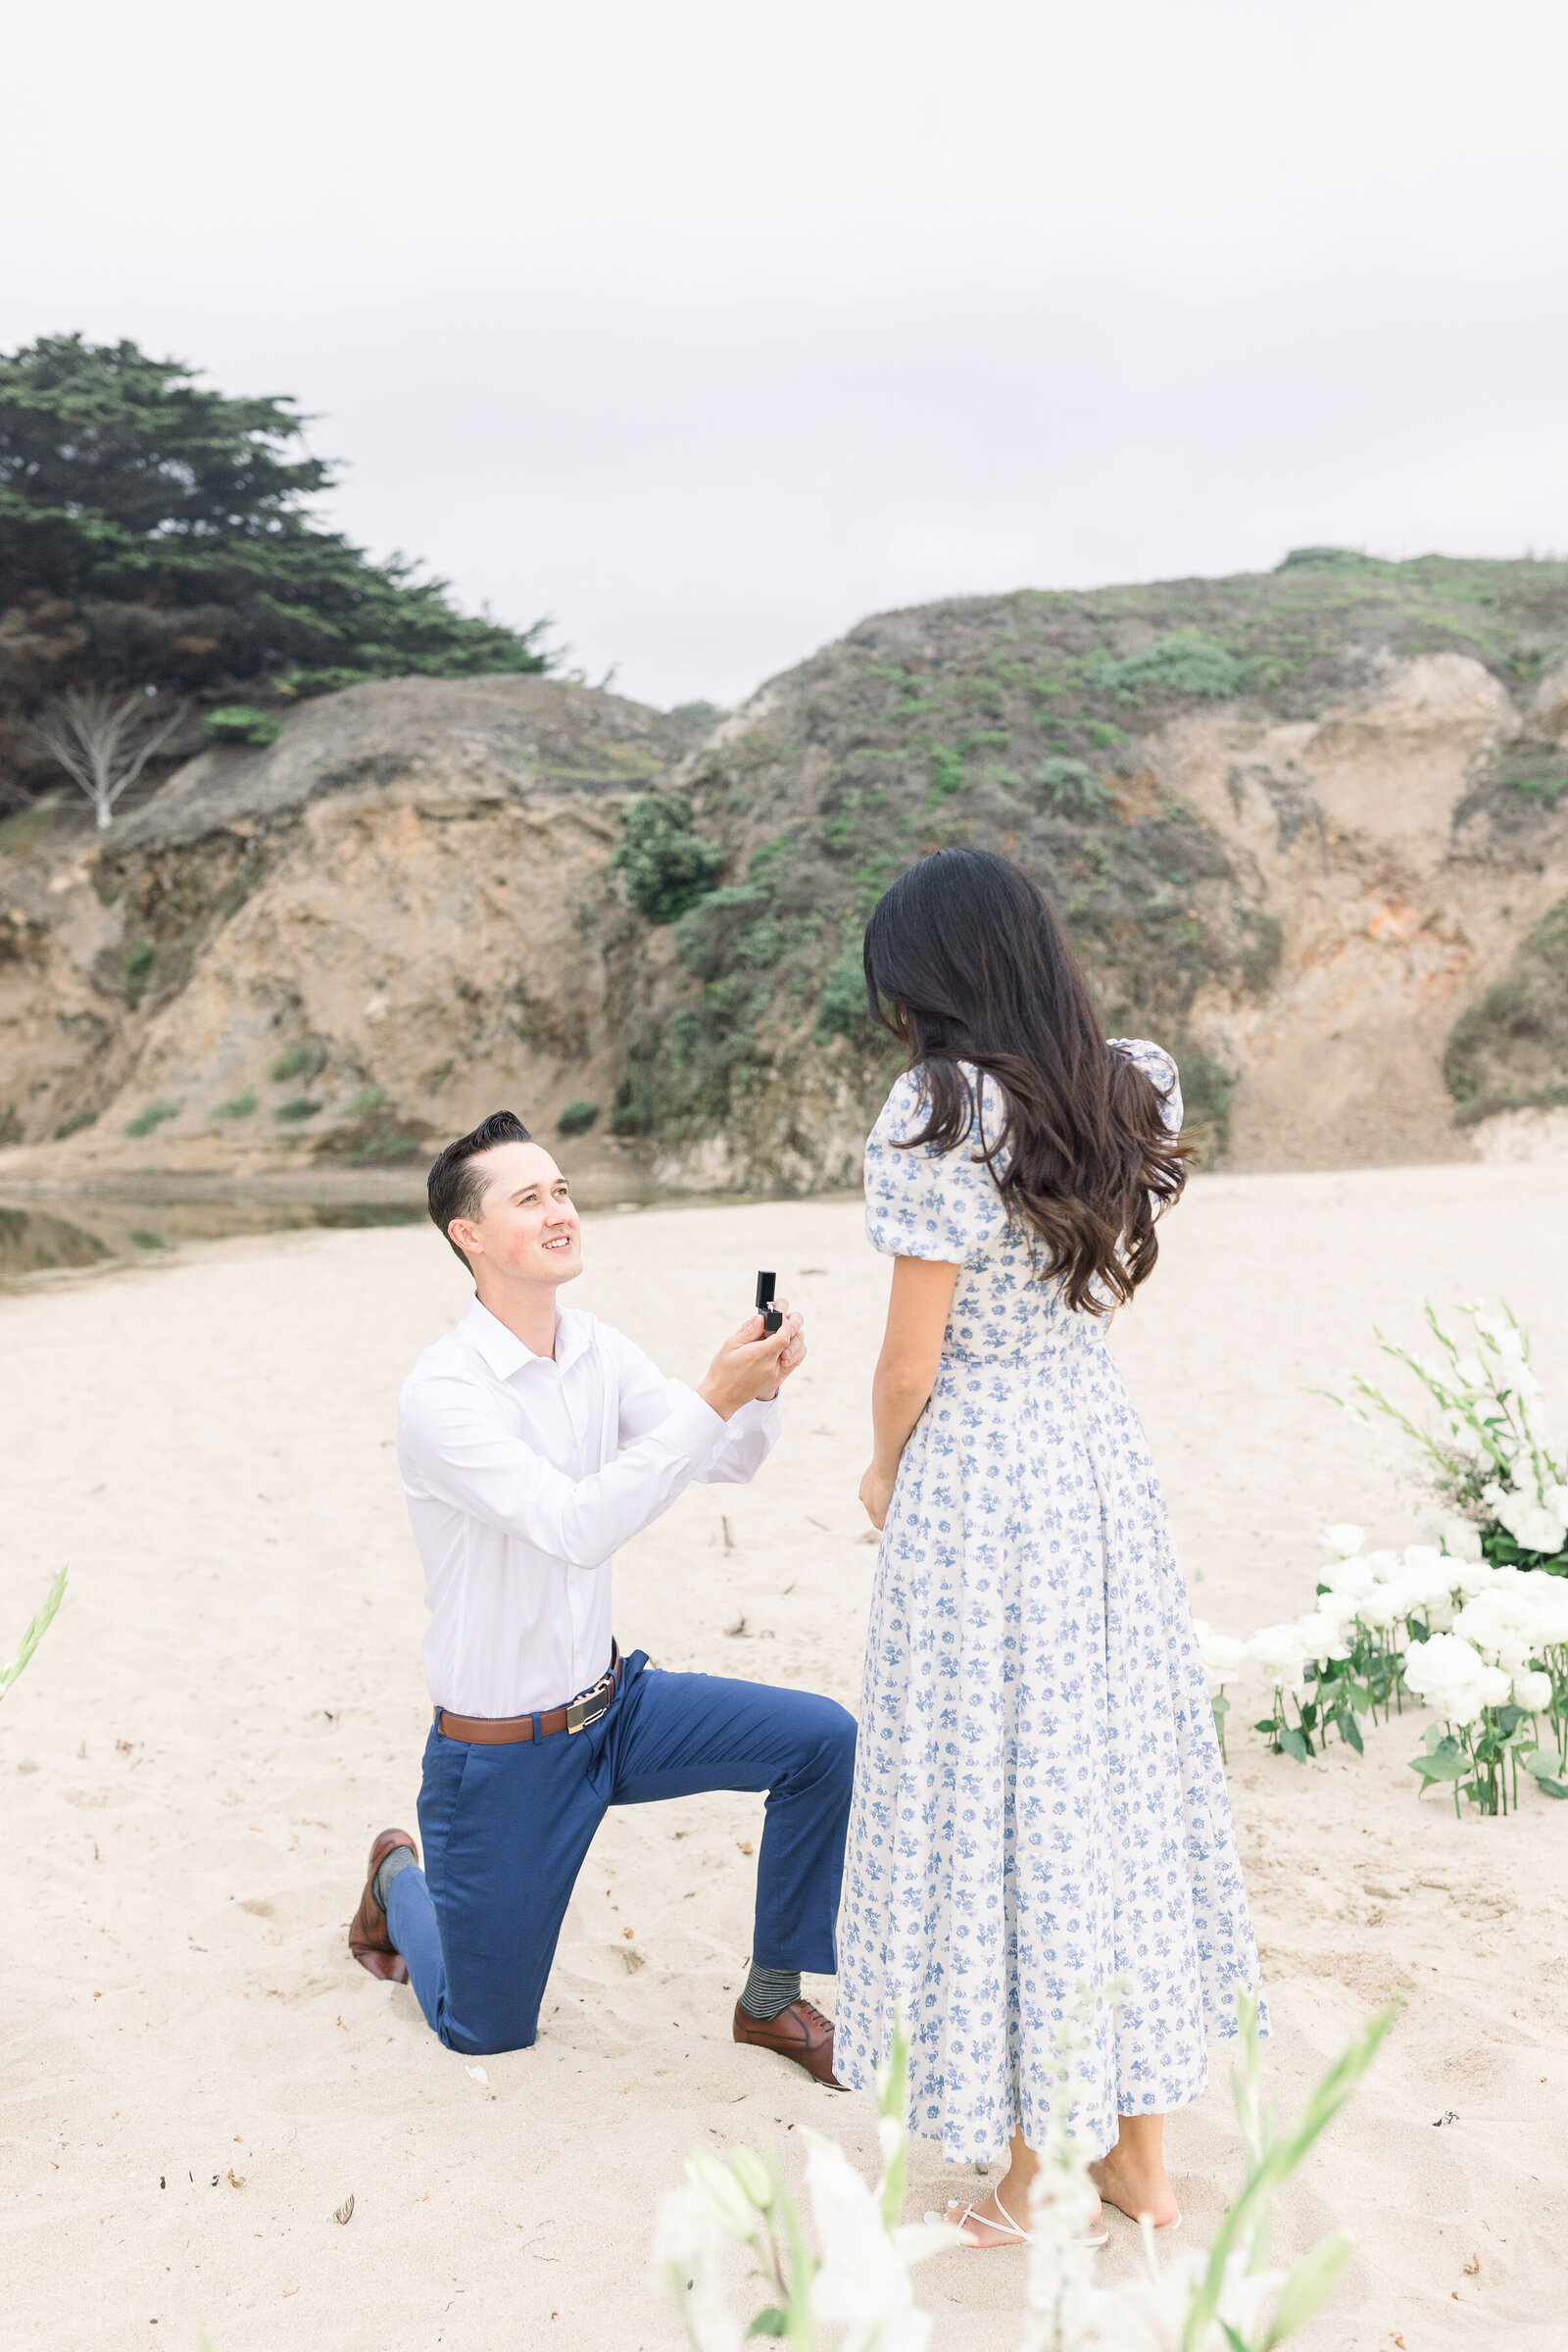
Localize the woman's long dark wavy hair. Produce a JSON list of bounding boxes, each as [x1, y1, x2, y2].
[[862, 848, 1186, 1312]]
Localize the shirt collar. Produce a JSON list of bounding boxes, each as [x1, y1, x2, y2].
[[462, 1295, 587, 1379]]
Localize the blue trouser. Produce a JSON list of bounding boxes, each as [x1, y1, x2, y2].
[[385, 1652, 857, 2056]]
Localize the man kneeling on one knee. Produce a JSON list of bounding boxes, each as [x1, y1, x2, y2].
[[349, 1110, 856, 2082]]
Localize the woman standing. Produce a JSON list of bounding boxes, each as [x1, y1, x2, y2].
[[833, 849, 1263, 2248]]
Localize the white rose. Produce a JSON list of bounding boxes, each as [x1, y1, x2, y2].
[[1476, 1664, 1513, 1709], [1506, 1503, 1567, 1555], [1322, 1558, 1376, 1598], [1298, 1608, 1351, 1663], [1402, 1633, 1485, 1698], [1320, 1523, 1365, 1559], [1197, 1625, 1248, 1679], [1439, 1517, 1484, 1564], [1514, 1670, 1554, 1712], [1453, 1560, 1499, 1598], [1402, 1544, 1443, 1574], [1358, 1588, 1408, 1632], [1250, 1624, 1309, 1690]]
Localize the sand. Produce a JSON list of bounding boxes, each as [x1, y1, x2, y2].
[[3, 1163, 1567, 2351]]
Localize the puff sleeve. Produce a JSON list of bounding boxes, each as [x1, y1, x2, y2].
[[1109, 1037, 1183, 1135], [863, 1065, 1009, 1264]]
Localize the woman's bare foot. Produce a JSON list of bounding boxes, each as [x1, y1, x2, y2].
[[1088, 2128, 1180, 2230], [940, 2190, 1030, 2247], [937, 2173, 1107, 2248]]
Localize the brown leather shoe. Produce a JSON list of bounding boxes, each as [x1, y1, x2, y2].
[[732, 1996, 842, 2086], [348, 1829, 417, 1983]]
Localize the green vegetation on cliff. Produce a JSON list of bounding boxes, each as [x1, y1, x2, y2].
[[1446, 895, 1568, 1124], [610, 554, 1568, 1171]]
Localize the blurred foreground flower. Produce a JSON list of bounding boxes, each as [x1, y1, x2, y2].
[[657, 1992, 1395, 2352]]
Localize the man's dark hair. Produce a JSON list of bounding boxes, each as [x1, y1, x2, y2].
[[426, 1111, 533, 1269]]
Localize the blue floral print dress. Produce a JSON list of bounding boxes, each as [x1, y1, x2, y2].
[[833, 1042, 1264, 2163]]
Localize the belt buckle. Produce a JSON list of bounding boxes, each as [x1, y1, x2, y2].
[[565, 1686, 610, 1735]]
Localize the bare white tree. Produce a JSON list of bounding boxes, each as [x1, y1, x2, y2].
[[32, 688, 190, 830]]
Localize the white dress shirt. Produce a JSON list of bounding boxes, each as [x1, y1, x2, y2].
[[397, 1297, 781, 1717]]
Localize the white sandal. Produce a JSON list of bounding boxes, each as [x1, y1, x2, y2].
[[925, 2188, 1109, 2252]]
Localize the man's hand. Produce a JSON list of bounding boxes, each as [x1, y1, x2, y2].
[[699, 1300, 806, 1421]]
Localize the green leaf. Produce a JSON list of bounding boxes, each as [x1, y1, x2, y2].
[[1338, 1711, 1364, 1755], [1521, 1753, 1568, 1797], [747, 2311, 788, 2338], [1263, 2230, 1355, 2345], [1253, 1718, 1279, 1735], [0, 1567, 68, 1701], [1409, 1751, 1468, 1782], [1279, 1727, 1310, 1763]]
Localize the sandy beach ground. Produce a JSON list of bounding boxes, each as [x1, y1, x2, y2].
[[3, 1163, 1568, 2351]]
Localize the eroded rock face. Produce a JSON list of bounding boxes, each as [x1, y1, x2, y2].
[[0, 675, 705, 1186], [2, 613, 1567, 1193], [1159, 656, 1568, 1169]]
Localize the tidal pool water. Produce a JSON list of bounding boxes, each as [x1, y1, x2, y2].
[[0, 1196, 422, 1285]]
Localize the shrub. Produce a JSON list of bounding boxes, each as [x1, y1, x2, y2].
[[346, 1086, 386, 1115], [214, 1091, 257, 1119], [269, 1037, 327, 1083], [53, 1108, 98, 1138], [273, 1097, 322, 1122], [1035, 757, 1109, 815], [122, 942, 154, 979], [205, 706, 284, 747], [613, 793, 725, 923], [558, 1099, 599, 1137], [124, 1100, 178, 1136], [672, 885, 776, 981], [815, 941, 879, 1047], [1101, 632, 1246, 702]]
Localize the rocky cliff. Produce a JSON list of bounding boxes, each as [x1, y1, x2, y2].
[[1, 552, 1566, 1198]]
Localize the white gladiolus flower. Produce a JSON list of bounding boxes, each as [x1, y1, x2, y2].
[[1545, 1483, 1568, 1521], [802, 2129, 951, 2348], [1439, 1517, 1484, 1563], [1320, 1523, 1365, 1559], [653, 2184, 744, 2352], [1453, 1354, 1485, 1389], [1079, 2244, 1287, 2352], [1514, 1669, 1553, 1712]]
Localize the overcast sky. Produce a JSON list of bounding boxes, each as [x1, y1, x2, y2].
[[6, 1, 1567, 709]]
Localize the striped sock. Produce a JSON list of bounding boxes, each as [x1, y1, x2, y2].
[[738, 1964, 802, 2021]]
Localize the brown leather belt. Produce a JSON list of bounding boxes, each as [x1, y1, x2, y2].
[[435, 1644, 624, 1745]]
